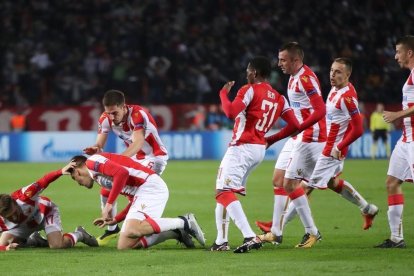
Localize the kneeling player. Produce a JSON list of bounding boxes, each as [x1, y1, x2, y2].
[[0, 165, 98, 251], [67, 153, 205, 250]]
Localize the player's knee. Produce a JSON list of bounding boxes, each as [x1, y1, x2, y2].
[[272, 171, 284, 188], [48, 240, 65, 249], [124, 228, 144, 240], [385, 177, 401, 194]]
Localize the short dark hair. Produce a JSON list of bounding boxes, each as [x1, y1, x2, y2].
[[334, 57, 353, 73], [0, 194, 13, 216], [396, 35, 414, 51], [67, 155, 87, 174], [250, 56, 272, 78], [279, 42, 304, 60], [102, 90, 125, 107]]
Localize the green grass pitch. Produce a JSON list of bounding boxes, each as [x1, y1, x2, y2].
[[1, 160, 414, 275]]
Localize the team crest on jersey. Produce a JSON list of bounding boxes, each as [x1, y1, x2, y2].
[[296, 169, 303, 176], [301, 76, 309, 83], [345, 97, 352, 103], [267, 91, 275, 99], [224, 178, 232, 185], [25, 190, 33, 198], [141, 203, 147, 210]]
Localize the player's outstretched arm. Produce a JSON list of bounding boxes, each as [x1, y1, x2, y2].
[[383, 106, 414, 123], [83, 133, 107, 155], [265, 109, 300, 148], [121, 129, 145, 157]]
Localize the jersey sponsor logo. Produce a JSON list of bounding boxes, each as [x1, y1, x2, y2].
[[327, 113, 334, 120], [306, 89, 317, 96], [291, 101, 301, 108], [96, 175, 113, 189], [134, 123, 144, 128]]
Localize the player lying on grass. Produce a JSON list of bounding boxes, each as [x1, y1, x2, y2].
[[67, 153, 206, 250], [0, 164, 98, 251]]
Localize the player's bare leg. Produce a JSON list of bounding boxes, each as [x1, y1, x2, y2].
[[47, 227, 98, 248]]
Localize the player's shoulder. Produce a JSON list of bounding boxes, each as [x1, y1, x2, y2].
[[238, 84, 253, 93], [300, 65, 319, 81], [342, 83, 358, 98], [98, 112, 110, 123]]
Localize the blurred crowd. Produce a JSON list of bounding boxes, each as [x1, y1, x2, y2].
[[1, 0, 414, 108]]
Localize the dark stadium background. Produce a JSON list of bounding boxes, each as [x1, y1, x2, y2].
[[0, 0, 413, 130]]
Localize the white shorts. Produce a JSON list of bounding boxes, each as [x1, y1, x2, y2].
[[6, 204, 63, 239], [284, 141, 325, 181], [216, 144, 266, 195], [387, 140, 414, 182], [307, 155, 344, 189], [275, 138, 295, 170], [121, 174, 169, 232], [132, 156, 168, 175]]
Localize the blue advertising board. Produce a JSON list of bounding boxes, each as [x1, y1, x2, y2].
[[0, 130, 402, 162]]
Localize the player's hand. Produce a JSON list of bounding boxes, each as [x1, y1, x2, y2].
[[83, 146, 102, 155], [6, 243, 19, 251], [93, 217, 117, 228], [102, 203, 113, 221], [382, 111, 398, 123], [62, 161, 76, 175], [330, 146, 344, 160], [222, 81, 235, 93]]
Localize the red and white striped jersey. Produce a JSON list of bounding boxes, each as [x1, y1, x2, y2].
[[230, 82, 291, 146], [402, 69, 414, 142], [98, 105, 168, 160], [0, 170, 61, 232], [288, 65, 326, 142], [86, 153, 155, 204], [322, 83, 360, 157]]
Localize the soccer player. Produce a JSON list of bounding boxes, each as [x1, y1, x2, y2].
[[376, 35, 414, 248], [67, 154, 205, 250], [260, 58, 379, 245], [209, 56, 300, 253], [83, 90, 168, 245], [370, 103, 391, 159], [0, 165, 98, 251], [255, 42, 326, 248]]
